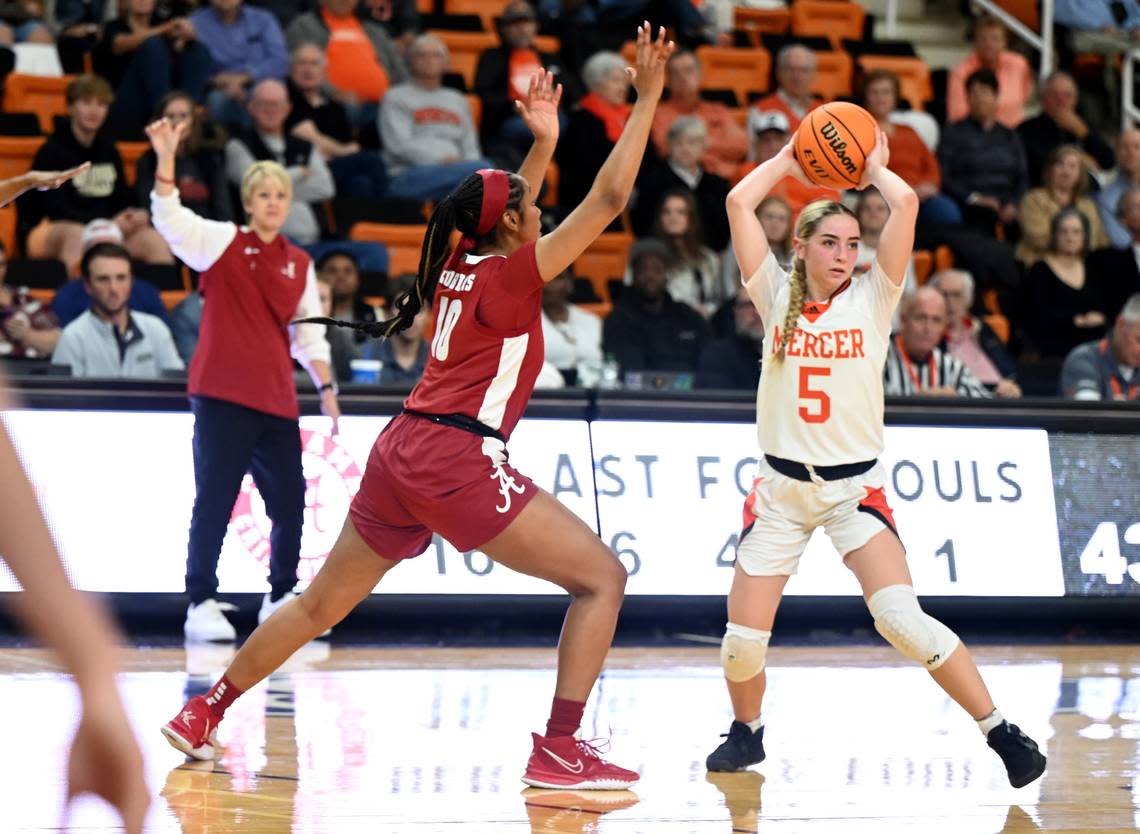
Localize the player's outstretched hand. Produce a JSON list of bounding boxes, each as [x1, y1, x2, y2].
[[627, 22, 675, 103], [516, 69, 563, 145], [27, 162, 91, 192], [66, 690, 150, 834], [145, 117, 187, 160], [857, 126, 890, 190]]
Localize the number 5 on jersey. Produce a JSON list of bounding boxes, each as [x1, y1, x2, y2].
[[432, 297, 463, 360], [799, 366, 831, 423]]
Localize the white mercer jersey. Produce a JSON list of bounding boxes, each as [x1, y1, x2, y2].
[[745, 252, 904, 466]]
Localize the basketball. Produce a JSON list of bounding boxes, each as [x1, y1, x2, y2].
[[793, 102, 878, 189]]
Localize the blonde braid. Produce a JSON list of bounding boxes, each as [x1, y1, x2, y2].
[[775, 257, 808, 360]]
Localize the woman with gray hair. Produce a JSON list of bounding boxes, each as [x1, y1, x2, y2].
[[556, 50, 632, 208]]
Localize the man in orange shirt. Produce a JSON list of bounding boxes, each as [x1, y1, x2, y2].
[[286, 0, 409, 128], [651, 49, 749, 181], [749, 43, 821, 133], [735, 109, 839, 219], [946, 15, 1032, 130]]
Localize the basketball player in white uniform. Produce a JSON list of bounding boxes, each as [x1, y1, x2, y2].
[[705, 130, 1047, 789]]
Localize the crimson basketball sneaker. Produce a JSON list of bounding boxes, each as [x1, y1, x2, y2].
[[522, 733, 640, 789], [161, 696, 219, 761]]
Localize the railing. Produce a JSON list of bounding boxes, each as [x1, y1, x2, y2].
[[883, 0, 1054, 80], [1122, 49, 1140, 129]]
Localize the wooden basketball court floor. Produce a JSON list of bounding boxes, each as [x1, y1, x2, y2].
[[2, 642, 1138, 833]]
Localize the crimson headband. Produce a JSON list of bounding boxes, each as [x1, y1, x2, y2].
[[475, 169, 510, 236]]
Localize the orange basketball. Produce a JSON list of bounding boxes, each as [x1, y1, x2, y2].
[[793, 102, 878, 189]]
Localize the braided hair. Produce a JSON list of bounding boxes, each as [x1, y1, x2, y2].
[[774, 199, 858, 360], [297, 170, 526, 339]]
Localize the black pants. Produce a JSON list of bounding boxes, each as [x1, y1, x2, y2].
[[186, 396, 304, 604]]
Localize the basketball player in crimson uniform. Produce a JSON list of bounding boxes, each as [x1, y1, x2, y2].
[[704, 132, 1047, 789], [161, 29, 676, 791]]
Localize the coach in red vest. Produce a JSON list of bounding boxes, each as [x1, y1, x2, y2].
[[147, 118, 340, 642]]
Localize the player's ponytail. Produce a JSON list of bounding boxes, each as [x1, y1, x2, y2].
[[774, 200, 858, 360], [297, 169, 525, 340]]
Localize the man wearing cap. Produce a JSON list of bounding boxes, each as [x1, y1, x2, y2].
[[475, 1, 573, 159], [736, 109, 839, 218], [52, 242, 183, 378], [651, 49, 748, 181]]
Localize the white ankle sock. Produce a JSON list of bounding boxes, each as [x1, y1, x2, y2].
[[977, 708, 1005, 736], [745, 715, 763, 733]]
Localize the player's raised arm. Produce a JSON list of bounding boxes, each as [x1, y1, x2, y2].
[[860, 126, 919, 287], [515, 70, 563, 199], [726, 140, 803, 285], [534, 23, 674, 282]]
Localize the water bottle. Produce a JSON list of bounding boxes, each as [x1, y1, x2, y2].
[[599, 353, 622, 390]]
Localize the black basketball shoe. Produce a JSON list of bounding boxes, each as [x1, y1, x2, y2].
[[706, 721, 766, 772], [986, 721, 1046, 788]]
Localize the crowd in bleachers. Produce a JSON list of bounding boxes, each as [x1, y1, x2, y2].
[[0, 0, 1139, 401]]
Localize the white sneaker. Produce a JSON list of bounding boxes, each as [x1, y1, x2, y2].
[[184, 599, 238, 642], [259, 592, 331, 638]]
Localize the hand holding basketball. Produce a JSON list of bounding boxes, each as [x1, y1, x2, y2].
[[793, 102, 878, 189], [857, 126, 890, 191], [777, 139, 813, 187]]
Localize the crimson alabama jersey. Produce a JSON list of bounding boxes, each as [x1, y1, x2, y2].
[[404, 241, 545, 440], [745, 252, 903, 466]]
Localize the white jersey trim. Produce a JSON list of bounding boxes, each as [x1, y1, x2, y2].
[[476, 333, 530, 431]]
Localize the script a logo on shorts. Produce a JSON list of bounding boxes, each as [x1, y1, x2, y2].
[[230, 427, 363, 580], [492, 464, 525, 513]]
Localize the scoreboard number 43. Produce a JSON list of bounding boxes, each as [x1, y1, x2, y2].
[[1079, 522, 1140, 585]]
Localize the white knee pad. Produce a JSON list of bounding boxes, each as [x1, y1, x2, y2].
[[721, 622, 772, 682], [868, 584, 959, 671]]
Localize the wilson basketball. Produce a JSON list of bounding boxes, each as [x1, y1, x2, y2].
[[793, 102, 878, 189]]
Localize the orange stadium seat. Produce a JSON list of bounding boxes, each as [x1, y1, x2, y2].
[[791, 1, 865, 50], [3, 74, 76, 134], [985, 313, 1011, 344], [857, 55, 933, 111], [0, 205, 15, 256], [532, 34, 560, 54], [350, 222, 429, 276], [443, 0, 507, 30], [432, 30, 498, 89], [934, 244, 954, 272], [572, 231, 633, 302], [116, 141, 149, 187], [695, 45, 771, 106], [734, 7, 791, 45], [994, 0, 1038, 30], [912, 250, 933, 285], [541, 159, 559, 207], [811, 50, 853, 100], [0, 136, 46, 184]]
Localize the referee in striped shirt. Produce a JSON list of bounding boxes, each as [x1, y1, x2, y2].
[[884, 286, 992, 398]]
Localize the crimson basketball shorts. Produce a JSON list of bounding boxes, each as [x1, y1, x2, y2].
[[736, 456, 900, 576], [349, 414, 538, 559]]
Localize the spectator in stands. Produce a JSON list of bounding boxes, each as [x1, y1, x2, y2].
[[719, 194, 793, 300], [359, 273, 429, 386], [695, 283, 761, 390], [286, 44, 389, 199], [379, 34, 493, 202], [736, 109, 839, 220], [314, 269, 357, 382], [884, 286, 991, 397], [556, 50, 630, 210], [632, 115, 730, 251], [50, 219, 173, 326], [137, 91, 234, 223], [946, 15, 1033, 129], [358, 0, 421, 51], [651, 49, 748, 182], [1017, 144, 1108, 265], [1096, 128, 1140, 247], [190, 0, 289, 128], [94, 0, 210, 140], [930, 268, 1021, 398], [51, 242, 183, 377], [168, 290, 202, 363], [0, 241, 60, 359], [1017, 71, 1115, 188], [1089, 187, 1140, 320], [938, 68, 1028, 238], [0, 0, 53, 45], [862, 69, 961, 227], [541, 267, 602, 385], [23, 75, 174, 275], [286, 0, 409, 129], [226, 78, 335, 246], [1060, 293, 1140, 401], [602, 239, 710, 375], [1055, 0, 1140, 41], [1023, 207, 1111, 360], [317, 249, 379, 343], [475, 1, 573, 160], [639, 188, 724, 316], [750, 44, 821, 132]]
